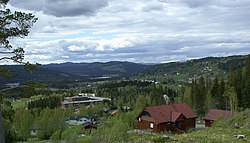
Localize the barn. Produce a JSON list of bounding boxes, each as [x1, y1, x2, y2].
[[135, 103, 197, 133]]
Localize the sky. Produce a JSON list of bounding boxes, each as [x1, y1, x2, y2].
[[6, 0, 250, 64]]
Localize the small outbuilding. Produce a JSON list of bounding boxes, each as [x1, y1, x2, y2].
[[204, 109, 233, 127]]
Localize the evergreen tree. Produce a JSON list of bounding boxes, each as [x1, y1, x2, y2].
[[196, 76, 207, 116], [218, 79, 226, 109], [211, 77, 219, 97], [190, 79, 197, 109], [190, 77, 207, 116], [234, 68, 244, 109], [149, 85, 165, 105], [244, 55, 250, 108]]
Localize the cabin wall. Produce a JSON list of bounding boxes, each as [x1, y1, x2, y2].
[[180, 118, 196, 130], [158, 123, 174, 132], [136, 119, 157, 132], [136, 117, 196, 133]]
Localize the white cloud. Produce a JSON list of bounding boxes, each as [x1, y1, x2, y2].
[[67, 45, 86, 52]]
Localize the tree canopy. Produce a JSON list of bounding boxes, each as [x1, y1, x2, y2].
[[0, 1, 37, 142], [0, 0, 37, 77]]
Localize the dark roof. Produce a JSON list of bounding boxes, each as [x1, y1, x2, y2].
[[84, 116, 97, 120], [83, 122, 97, 128], [204, 109, 233, 121], [140, 103, 197, 123]]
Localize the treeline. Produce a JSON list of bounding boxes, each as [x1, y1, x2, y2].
[[181, 55, 250, 116], [96, 82, 177, 107], [98, 80, 153, 89], [27, 95, 62, 109]]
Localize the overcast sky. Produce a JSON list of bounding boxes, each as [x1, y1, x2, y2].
[[7, 0, 250, 64]]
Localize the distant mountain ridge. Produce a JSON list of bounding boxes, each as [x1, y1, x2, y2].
[[0, 61, 149, 85], [1, 55, 248, 85]]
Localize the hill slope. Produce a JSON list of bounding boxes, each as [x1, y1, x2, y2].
[[44, 61, 148, 77], [137, 55, 247, 80]]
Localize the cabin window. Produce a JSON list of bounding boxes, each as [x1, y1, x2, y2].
[[150, 123, 154, 129], [138, 118, 141, 122]]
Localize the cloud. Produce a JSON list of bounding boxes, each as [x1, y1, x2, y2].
[[142, 0, 164, 12], [9, 0, 109, 17], [6, 0, 250, 64]]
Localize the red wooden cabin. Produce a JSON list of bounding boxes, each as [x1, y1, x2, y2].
[[135, 103, 197, 133]]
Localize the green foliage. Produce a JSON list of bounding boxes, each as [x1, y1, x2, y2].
[[36, 108, 65, 140], [60, 126, 82, 143], [0, 67, 15, 79], [133, 95, 150, 113], [213, 109, 250, 129], [3, 118, 17, 142], [79, 104, 104, 116], [149, 84, 165, 105], [0, 0, 37, 68], [18, 81, 50, 98], [92, 113, 131, 143], [49, 130, 62, 142], [190, 77, 208, 116], [223, 86, 238, 111], [151, 136, 168, 143], [1, 100, 16, 142], [14, 110, 34, 140], [244, 55, 250, 108], [96, 81, 168, 107], [138, 55, 246, 80], [171, 127, 249, 143], [27, 95, 62, 109], [209, 77, 226, 109], [77, 136, 92, 143]]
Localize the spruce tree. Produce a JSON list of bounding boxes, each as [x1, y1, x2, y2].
[[244, 55, 250, 108]]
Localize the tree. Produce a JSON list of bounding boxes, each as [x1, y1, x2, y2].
[[0, 1, 37, 142], [0, 1, 37, 65], [243, 55, 250, 108], [223, 86, 238, 111], [190, 77, 207, 116], [211, 77, 226, 109], [14, 110, 34, 140], [36, 108, 65, 140], [217, 79, 226, 109]]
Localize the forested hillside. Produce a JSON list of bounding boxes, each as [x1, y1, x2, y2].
[[137, 55, 247, 81], [0, 61, 148, 85]]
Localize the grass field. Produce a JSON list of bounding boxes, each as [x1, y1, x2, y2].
[[11, 95, 45, 109], [11, 99, 27, 109]]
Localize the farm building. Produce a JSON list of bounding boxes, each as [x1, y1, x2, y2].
[[135, 103, 197, 133], [61, 95, 111, 107]]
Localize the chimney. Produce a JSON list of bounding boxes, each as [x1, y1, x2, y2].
[[163, 94, 170, 105]]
